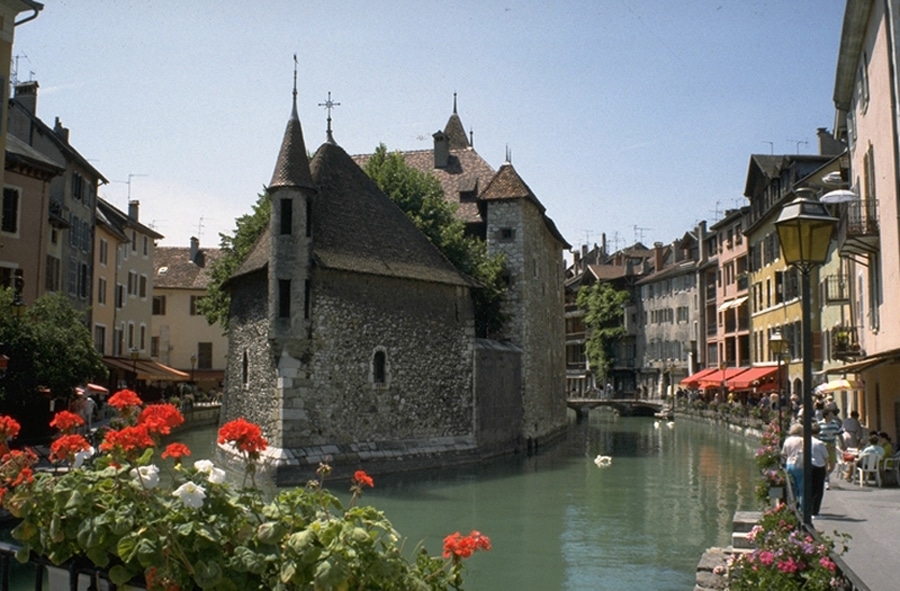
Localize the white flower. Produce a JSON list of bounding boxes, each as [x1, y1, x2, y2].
[[193, 459, 226, 484], [130, 464, 160, 489], [72, 446, 95, 469], [193, 459, 214, 473], [173, 482, 207, 509]]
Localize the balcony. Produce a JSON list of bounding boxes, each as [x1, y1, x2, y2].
[[821, 274, 850, 304], [831, 326, 863, 360], [837, 200, 879, 257]]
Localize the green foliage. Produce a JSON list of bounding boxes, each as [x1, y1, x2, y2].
[[575, 282, 630, 381], [0, 290, 106, 435], [363, 144, 507, 337], [1, 403, 489, 590], [198, 193, 271, 328]]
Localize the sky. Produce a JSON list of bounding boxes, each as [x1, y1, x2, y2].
[[13, 1, 848, 257]]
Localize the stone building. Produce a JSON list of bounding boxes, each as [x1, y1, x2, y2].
[[356, 97, 570, 445], [222, 89, 527, 483]]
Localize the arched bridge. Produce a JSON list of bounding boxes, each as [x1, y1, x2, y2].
[[566, 398, 667, 419]]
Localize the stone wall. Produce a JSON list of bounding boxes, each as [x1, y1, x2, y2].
[[487, 200, 568, 442], [474, 338, 523, 450]]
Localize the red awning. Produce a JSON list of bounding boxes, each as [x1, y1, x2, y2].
[[680, 367, 719, 387], [729, 366, 779, 391], [697, 367, 750, 389]]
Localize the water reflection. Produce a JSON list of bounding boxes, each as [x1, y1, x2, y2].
[[169, 411, 759, 591]]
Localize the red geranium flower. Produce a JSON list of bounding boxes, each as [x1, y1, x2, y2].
[[161, 442, 191, 460], [100, 424, 154, 454], [218, 418, 267, 455], [0, 416, 21, 441], [49, 410, 85, 433], [138, 404, 185, 437], [442, 530, 491, 560], [49, 434, 91, 463], [108, 389, 143, 411], [353, 470, 374, 488]]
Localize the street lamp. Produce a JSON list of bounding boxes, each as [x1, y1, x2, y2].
[[775, 188, 838, 526], [770, 330, 789, 446], [130, 348, 140, 389], [190, 353, 197, 384]]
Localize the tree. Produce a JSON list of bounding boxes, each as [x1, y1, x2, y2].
[[363, 144, 508, 337], [197, 193, 271, 328], [0, 290, 107, 438], [576, 282, 630, 384]]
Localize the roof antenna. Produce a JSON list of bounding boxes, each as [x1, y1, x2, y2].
[[318, 91, 340, 144], [453, 92, 458, 114], [504, 144, 512, 164], [291, 54, 299, 120]]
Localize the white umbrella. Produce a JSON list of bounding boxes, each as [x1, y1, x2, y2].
[[815, 378, 859, 394]]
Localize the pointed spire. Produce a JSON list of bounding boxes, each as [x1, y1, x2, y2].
[[504, 144, 512, 164], [443, 93, 469, 150], [269, 55, 316, 193]]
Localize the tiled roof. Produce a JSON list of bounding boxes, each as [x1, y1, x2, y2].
[[309, 142, 473, 286], [155, 245, 223, 289], [354, 148, 495, 225], [481, 162, 544, 211], [444, 112, 469, 150], [230, 141, 474, 288]]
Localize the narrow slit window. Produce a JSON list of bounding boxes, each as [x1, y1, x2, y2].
[[278, 279, 291, 318], [373, 350, 386, 384], [280, 198, 293, 235]]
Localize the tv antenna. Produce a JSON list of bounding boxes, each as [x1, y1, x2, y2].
[[112, 173, 149, 202], [762, 141, 774, 155], [787, 139, 808, 154], [633, 225, 651, 243], [197, 216, 206, 240]]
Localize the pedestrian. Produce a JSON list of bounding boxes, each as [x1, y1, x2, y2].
[[782, 422, 805, 509], [841, 410, 865, 449], [818, 409, 843, 488], [810, 422, 829, 517]]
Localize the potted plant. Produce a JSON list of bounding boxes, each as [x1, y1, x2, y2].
[[0, 390, 490, 590]]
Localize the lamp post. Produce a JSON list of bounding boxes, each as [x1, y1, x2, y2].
[[770, 330, 788, 446], [130, 348, 139, 389], [774, 189, 838, 526], [190, 353, 197, 384]]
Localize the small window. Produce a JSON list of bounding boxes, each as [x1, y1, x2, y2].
[[198, 342, 212, 369], [99, 239, 108, 265], [499, 227, 515, 241], [153, 295, 166, 315], [190, 295, 201, 315], [1, 188, 19, 234], [143, 236, 149, 256], [280, 198, 293, 235], [373, 350, 386, 384], [279, 279, 291, 318], [98, 277, 107, 305], [242, 350, 249, 388], [150, 336, 159, 357]]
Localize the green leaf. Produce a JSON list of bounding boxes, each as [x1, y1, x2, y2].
[[194, 559, 223, 588], [108, 564, 134, 586]]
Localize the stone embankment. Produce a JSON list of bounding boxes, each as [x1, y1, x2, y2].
[[693, 511, 760, 590]]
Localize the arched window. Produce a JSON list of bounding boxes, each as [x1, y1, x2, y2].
[[373, 350, 386, 384]]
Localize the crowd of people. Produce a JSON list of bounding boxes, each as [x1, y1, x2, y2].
[[780, 393, 896, 518]]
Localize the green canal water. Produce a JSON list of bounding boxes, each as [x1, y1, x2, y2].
[[6, 411, 759, 590], [186, 410, 759, 590]]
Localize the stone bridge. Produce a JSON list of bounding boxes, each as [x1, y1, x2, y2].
[[566, 397, 668, 419]]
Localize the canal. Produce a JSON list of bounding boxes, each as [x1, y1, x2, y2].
[[184, 409, 760, 590], [5, 410, 759, 590]]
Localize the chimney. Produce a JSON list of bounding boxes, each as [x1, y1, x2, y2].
[[128, 200, 139, 221], [13, 81, 38, 115], [190, 236, 199, 263], [433, 130, 449, 168], [817, 127, 844, 156], [53, 117, 69, 143], [653, 242, 665, 272]]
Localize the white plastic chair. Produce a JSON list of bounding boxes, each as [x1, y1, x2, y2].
[[857, 453, 883, 487], [882, 454, 900, 486]]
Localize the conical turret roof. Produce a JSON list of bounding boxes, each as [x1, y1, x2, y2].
[[269, 99, 317, 193]]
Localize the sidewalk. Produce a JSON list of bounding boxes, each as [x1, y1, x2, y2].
[[814, 474, 900, 591]]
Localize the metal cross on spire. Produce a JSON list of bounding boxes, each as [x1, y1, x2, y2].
[[291, 54, 299, 119], [318, 91, 340, 143]]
